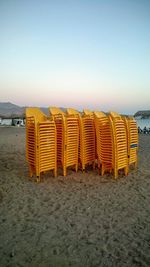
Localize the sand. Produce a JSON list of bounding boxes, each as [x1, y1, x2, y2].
[[0, 127, 150, 267]]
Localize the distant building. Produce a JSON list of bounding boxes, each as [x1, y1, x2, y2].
[[0, 116, 26, 127], [134, 110, 150, 119], [1, 118, 12, 126], [12, 118, 25, 126]]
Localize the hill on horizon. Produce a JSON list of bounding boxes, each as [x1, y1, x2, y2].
[[0, 102, 66, 118], [1, 102, 149, 119], [0, 102, 25, 118]]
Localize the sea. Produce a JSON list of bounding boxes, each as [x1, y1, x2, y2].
[[135, 118, 150, 130]]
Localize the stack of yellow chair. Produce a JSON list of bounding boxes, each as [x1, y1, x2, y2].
[[49, 107, 65, 171], [81, 109, 96, 171], [65, 108, 81, 166], [109, 112, 128, 178], [94, 111, 113, 175], [26, 106, 138, 181], [65, 108, 79, 175], [123, 116, 138, 169], [66, 108, 96, 171], [26, 108, 57, 181], [49, 107, 79, 176]]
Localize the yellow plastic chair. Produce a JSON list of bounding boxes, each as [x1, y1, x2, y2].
[[83, 109, 94, 116], [26, 108, 57, 182], [84, 109, 98, 162], [49, 107, 65, 170], [65, 108, 80, 167], [49, 107, 79, 176], [94, 111, 113, 175], [26, 107, 48, 122], [81, 109, 96, 171], [66, 108, 96, 171], [123, 116, 138, 169], [109, 111, 128, 178]]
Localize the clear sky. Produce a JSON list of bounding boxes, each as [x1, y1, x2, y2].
[[0, 0, 150, 114]]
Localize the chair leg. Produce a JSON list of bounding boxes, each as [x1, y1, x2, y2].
[[114, 168, 118, 179], [54, 168, 57, 178], [93, 161, 96, 170], [98, 160, 101, 175], [29, 166, 33, 178], [125, 166, 128, 176], [82, 163, 85, 172], [75, 164, 78, 173], [63, 166, 67, 176], [101, 164, 105, 176], [36, 176, 40, 183], [135, 160, 138, 169]]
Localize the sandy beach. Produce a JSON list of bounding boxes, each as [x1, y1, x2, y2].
[[0, 127, 150, 267]]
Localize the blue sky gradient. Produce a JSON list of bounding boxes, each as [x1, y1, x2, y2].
[[0, 0, 150, 114]]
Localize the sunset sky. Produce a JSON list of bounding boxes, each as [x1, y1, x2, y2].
[[0, 0, 150, 114]]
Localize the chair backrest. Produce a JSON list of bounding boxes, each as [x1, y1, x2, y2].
[[83, 109, 93, 116], [66, 108, 80, 116], [26, 108, 57, 181], [109, 111, 128, 177], [26, 107, 47, 123], [66, 108, 95, 171], [49, 107, 79, 176], [65, 110, 79, 171], [49, 107, 65, 116], [26, 116, 36, 165], [37, 120, 57, 176], [94, 111, 113, 174], [123, 116, 138, 167], [49, 107, 65, 168]]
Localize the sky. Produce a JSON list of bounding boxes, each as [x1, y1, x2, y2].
[[0, 0, 150, 114]]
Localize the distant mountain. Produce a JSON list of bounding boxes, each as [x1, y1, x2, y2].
[[0, 102, 67, 118], [0, 102, 25, 118], [134, 110, 150, 119]]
